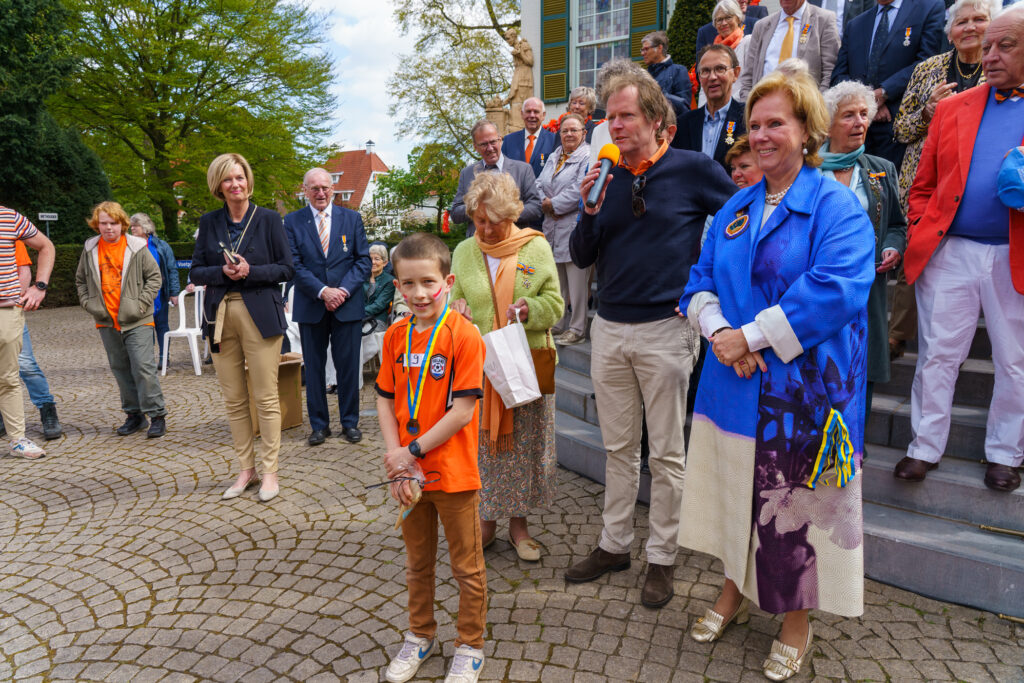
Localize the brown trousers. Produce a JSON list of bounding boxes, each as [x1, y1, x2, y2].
[[401, 489, 487, 648], [211, 293, 283, 473]]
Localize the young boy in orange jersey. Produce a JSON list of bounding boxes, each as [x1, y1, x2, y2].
[[375, 232, 487, 683]]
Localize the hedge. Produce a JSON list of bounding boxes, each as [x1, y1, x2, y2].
[[21, 241, 196, 308], [29, 230, 471, 308]]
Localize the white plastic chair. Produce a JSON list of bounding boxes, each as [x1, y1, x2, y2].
[[162, 286, 206, 376]]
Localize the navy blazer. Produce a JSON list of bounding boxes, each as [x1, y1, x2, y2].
[[501, 128, 558, 177], [695, 15, 760, 61], [189, 204, 295, 342], [831, 0, 945, 113], [671, 99, 747, 172], [283, 204, 371, 325]]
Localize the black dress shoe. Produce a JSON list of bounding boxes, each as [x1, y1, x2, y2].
[[147, 416, 166, 438], [341, 426, 362, 443], [893, 456, 937, 482], [308, 428, 331, 446], [984, 463, 1021, 492], [116, 413, 148, 436]]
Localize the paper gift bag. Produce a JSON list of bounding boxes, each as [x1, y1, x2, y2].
[[482, 316, 542, 409]]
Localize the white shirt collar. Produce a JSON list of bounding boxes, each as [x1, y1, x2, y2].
[[309, 204, 330, 222]]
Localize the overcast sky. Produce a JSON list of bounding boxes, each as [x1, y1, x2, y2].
[[317, 2, 420, 170]]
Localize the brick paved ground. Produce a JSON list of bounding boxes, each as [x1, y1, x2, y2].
[[1, 306, 1022, 682]]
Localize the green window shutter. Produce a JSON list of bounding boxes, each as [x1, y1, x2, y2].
[[630, 0, 664, 60], [541, 0, 570, 102]]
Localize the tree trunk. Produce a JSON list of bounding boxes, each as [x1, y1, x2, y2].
[[160, 201, 180, 241]]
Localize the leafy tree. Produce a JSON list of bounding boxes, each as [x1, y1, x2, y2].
[[374, 143, 466, 233], [668, 0, 716, 70], [0, 0, 110, 244], [51, 0, 336, 240], [388, 0, 519, 153]]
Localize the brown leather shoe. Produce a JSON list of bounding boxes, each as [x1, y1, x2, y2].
[[893, 457, 937, 482], [984, 463, 1021, 492], [641, 563, 675, 608], [564, 547, 630, 583]]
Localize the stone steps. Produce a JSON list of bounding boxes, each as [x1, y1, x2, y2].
[[863, 501, 1024, 618], [877, 353, 994, 408], [554, 410, 651, 505], [867, 392, 989, 461], [861, 445, 1023, 531]]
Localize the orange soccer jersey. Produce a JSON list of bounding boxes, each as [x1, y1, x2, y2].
[[375, 312, 485, 493], [14, 240, 31, 267]]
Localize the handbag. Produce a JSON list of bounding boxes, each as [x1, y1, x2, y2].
[[483, 253, 556, 394]]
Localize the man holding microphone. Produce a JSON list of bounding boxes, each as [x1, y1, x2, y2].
[[565, 69, 734, 608]]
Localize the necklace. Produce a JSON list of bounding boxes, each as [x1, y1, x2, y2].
[[765, 181, 794, 205], [954, 57, 981, 81]]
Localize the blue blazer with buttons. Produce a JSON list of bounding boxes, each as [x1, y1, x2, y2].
[[283, 204, 371, 325], [501, 128, 558, 178]]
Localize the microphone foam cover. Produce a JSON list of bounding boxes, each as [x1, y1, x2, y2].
[[597, 144, 621, 165]]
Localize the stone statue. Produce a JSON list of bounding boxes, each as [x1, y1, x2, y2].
[[484, 96, 509, 136], [502, 28, 534, 132]]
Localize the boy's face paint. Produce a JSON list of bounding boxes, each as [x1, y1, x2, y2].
[[393, 258, 455, 325]]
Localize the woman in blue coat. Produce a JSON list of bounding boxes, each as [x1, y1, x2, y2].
[[678, 72, 874, 681]]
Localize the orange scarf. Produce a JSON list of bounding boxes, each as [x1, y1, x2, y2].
[[715, 27, 744, 50], [475, 225, 543, 451]]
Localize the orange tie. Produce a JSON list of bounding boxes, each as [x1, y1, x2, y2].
[[525, 134, 536, 162], [780, 16, 795, 61]]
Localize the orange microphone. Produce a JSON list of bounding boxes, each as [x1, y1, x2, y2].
[[585, 143, 621, 208]]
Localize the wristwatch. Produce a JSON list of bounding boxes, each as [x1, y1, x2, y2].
[[33, 281, 47, 291], [408, 440, 424, 459]]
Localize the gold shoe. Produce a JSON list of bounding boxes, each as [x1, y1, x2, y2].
[[690, 598, 750, 642], [762, 624, 813, 681]]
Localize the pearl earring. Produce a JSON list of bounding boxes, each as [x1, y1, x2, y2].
[[802, 146, 809, 155]]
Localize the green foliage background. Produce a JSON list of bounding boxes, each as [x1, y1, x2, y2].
[[668, 0, 716, 70]]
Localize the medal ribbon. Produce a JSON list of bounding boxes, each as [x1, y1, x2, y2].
[[404, 299, 451, 427]]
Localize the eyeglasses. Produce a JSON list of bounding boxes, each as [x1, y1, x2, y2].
[[698, 65, 733, 78], [714, 16, 736, 24], [632, 175, 647, 217], [475, 138, 502, 149], [306, 186, 333, 194], [560, 127, 583, 134]]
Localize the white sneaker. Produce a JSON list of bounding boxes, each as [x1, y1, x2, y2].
[[385, 632, 436, 683], [444, 644, 485, 683], [10, 438, 45, 459]]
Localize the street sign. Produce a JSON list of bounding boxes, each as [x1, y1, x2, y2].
[[38, 212, 58, 221], [176, 260, 192, 269]]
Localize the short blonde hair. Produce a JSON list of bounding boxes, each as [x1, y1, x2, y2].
[[569, 86, 597, 113], [746, 71, 829, 168], [464, 172, 523, 225], [88, 201, 130, 234], [207, 153, 254, 200]]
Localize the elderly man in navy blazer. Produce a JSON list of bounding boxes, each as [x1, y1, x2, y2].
[[501, 97, 558, 178], [831, 0, 945, 167], [284, 168, 371, 446]]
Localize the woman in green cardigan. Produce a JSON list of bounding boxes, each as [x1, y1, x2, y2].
[[450, 172, 564, 561]]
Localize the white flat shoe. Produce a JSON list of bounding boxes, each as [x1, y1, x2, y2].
[[222, 474, 259, 500], [258, 486, 279, 503]]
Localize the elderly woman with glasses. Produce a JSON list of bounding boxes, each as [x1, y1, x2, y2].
[[888, 0, 992, 360], [536, 113, 592, 345], [822, 81, 906, 419], [129, 213, 181, 360]]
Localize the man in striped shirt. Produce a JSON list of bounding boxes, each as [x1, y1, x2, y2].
[[1, 206, 55, 459]]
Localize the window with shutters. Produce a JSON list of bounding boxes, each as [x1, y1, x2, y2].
[[575, 0, 631, 89]]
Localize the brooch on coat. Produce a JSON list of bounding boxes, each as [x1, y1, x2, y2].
[[724, 209, 749, 239], [517, 262, 535, 289], [867, 172, 884, 219], [799, 22, 810, 44]]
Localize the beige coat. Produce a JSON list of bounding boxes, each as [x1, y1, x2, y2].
[[75, 234, 161, 331]]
